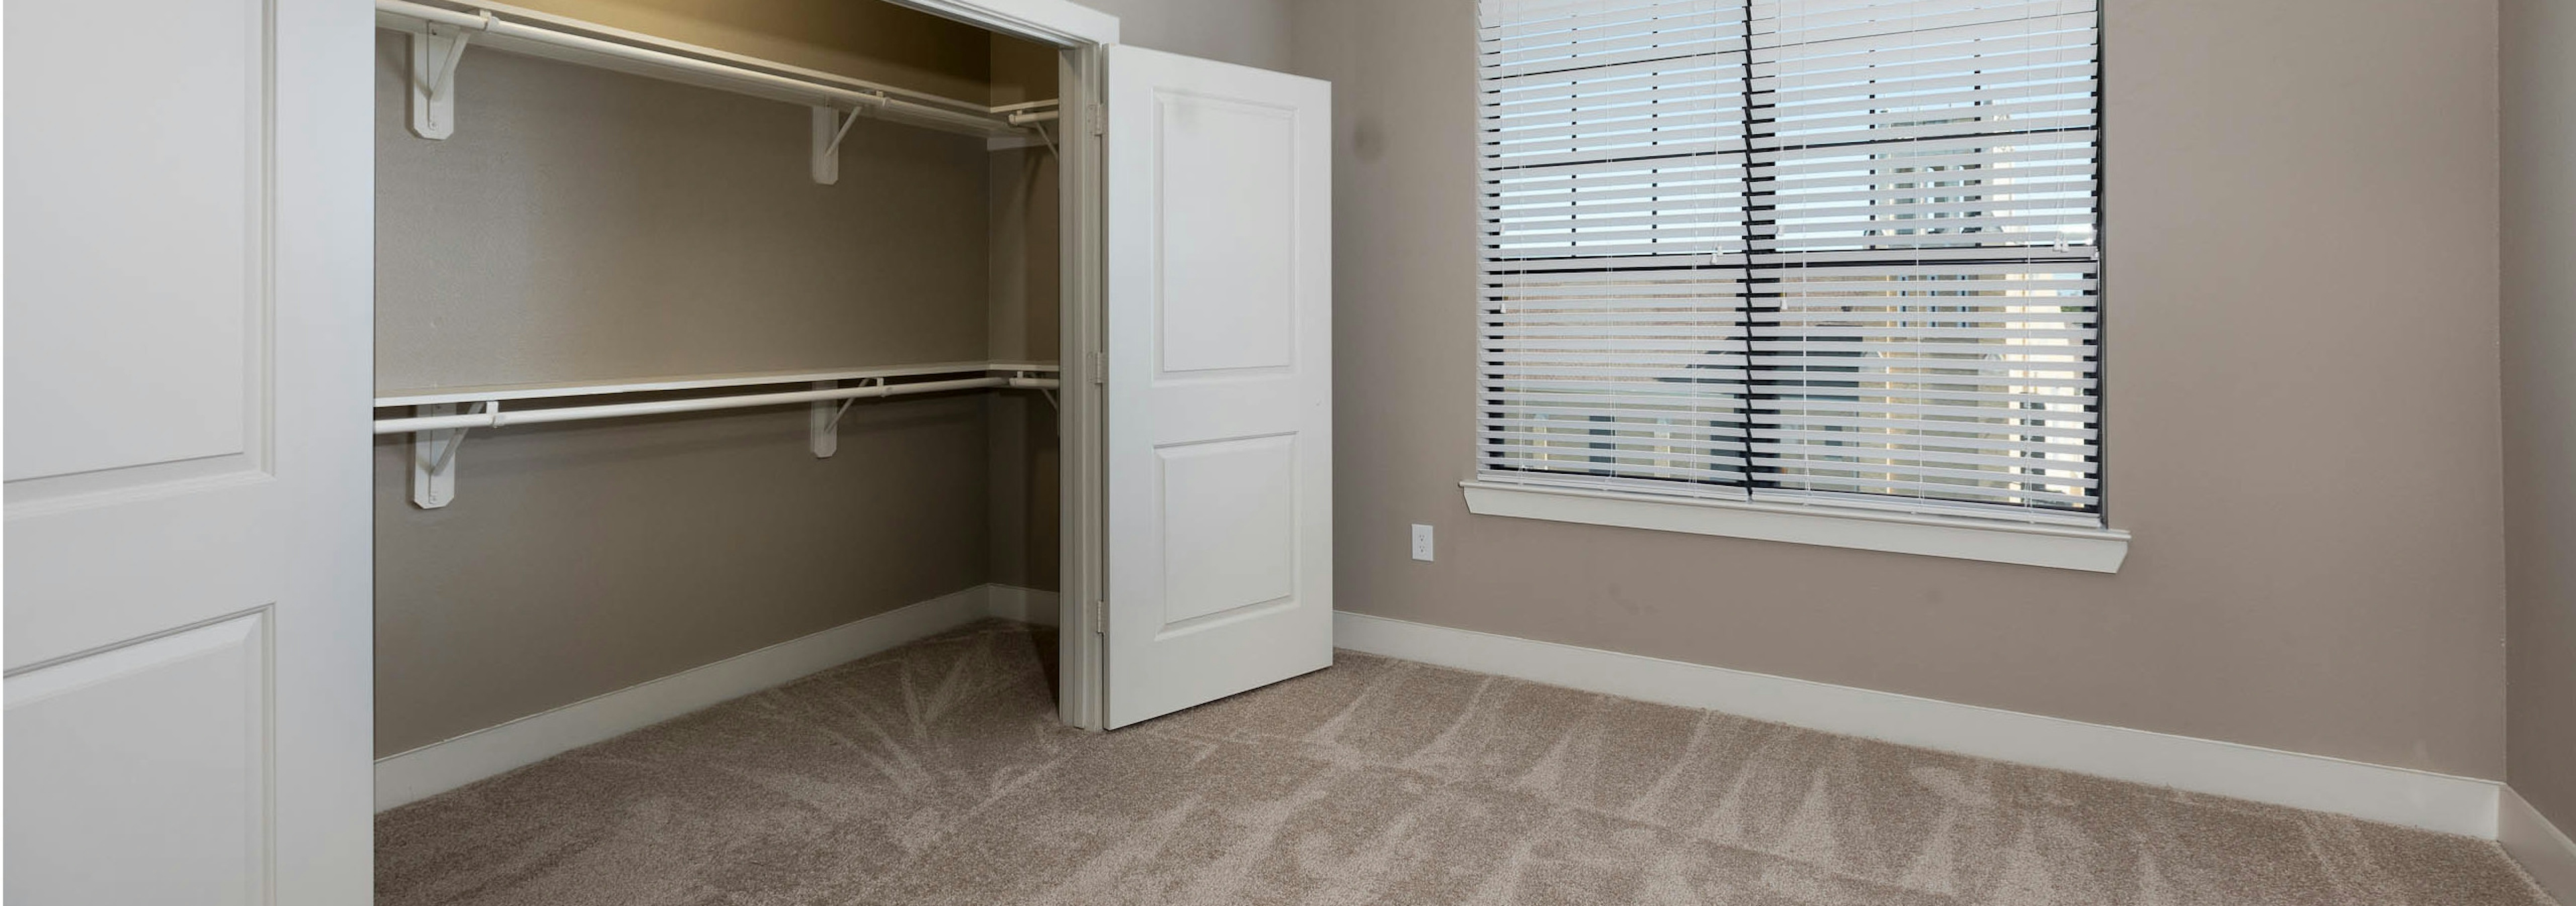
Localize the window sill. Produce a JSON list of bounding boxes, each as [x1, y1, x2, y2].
[[1459, 480, 2129, 573]]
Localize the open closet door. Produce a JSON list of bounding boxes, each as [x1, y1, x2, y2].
[[1100, 46, 1332, 728], [3, 0, 372, 901]]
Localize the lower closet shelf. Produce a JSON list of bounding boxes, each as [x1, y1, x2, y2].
[[375, 360, 1061, 508]]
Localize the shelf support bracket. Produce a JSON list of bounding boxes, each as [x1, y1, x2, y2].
[[411, 401, 492, 508], [1016, 371, 1061, 413], [408, 17, 485, 140], [808, 381, 841, 457], [811, 101, 877, 185], [809, 379, 879, 457]]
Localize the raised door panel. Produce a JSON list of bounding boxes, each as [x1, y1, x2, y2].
[[5, 614, 268, 905], [2, 0, 266, 485], [1158, 433, 1299, 628], [1154, 92, 1298, 376]]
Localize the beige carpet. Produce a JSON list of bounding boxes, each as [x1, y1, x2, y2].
[[378, 620, 2553, 905]]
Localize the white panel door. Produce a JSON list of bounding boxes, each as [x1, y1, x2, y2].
[[1102, 46, 1332, 728], [2, 0, 375, 901]]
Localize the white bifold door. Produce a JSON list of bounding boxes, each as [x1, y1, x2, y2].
[[2, 0, 374, 902], [1102, 46, 1334, 728]]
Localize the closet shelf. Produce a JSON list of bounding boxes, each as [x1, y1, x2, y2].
[[379, 362, 1060, 509], [376, 0, 1057, 160], [375, 360, 1057, 410]]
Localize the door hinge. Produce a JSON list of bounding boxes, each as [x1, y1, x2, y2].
[[1086, 599, 1106, 633], [1086, 102, 1105, 136], [1087, 350, 1106, 384]]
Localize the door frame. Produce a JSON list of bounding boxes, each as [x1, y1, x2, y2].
[[885, 0, 1117, 729]]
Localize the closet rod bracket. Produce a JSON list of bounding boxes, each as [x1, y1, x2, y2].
[[810, 97, 889, 185], [407, 13, 491, 140], [810, 378, 883, 457], [411, 401, 494, 508]]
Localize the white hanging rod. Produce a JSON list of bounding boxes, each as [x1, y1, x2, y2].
[[384, 361, 1058, 507], [373, 362, 1060, 434], [375, 0, 1055, 140], [377, 360, 1057, 408], [374, 375, 1059, 434]]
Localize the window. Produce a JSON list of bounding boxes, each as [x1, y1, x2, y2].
[[1471, 0, 2116, 566]]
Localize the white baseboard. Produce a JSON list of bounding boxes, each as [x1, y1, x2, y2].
[[1332, 611, 2502, 838], [2504, 786, 2576, 904], [374, 585, 999, 811], [372, 594, 2516, 843], [985, 584, 1061, 626]]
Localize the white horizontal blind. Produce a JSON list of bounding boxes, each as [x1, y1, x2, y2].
[[1476, 0, 1760, 495], [1477, 0, 2102, 524]]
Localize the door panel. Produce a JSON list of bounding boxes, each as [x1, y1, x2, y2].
[[1104, 46, 1332, 728], [2, 0, 264, 482], [1154, 94, 1299, 375], [1, 0, 376, 900], [3, 483, 272, 666], [1159, 434, 1299, 627], [6, 615, 268, 905]]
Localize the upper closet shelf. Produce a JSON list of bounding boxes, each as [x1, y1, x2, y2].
[[376, 0, 1058, 181]]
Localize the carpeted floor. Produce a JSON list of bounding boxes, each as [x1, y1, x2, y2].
[[378, 620, 2554, 905]]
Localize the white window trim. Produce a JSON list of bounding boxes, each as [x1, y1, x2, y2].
[[1460, 479, 2129, 572]]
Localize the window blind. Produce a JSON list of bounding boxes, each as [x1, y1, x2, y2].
[[1477, 0, 2102, 525]]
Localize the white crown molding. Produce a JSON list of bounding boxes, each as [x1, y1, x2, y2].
[[1333, 611, 2499, 837]]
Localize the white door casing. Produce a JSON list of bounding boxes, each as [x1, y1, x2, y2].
[[1102, 46, 1333, 729], [2, 0, 376, 901]]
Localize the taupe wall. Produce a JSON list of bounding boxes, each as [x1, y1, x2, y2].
[[374, 37, 991, 390], [985, 41, 1061, 367], [372, 403, 990, 756], [987, 143, 1063, 593], [374, 30, 1003, 755], [1291, 0, 2510, 777], [1081, 0, 1295, 70], [2502, 0, 2576, 830], [985, 36, 1063, 595], [985, 394, 1061, 593]]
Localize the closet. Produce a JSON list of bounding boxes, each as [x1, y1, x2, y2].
[[365, 0, 1335, 808], [1, 0, 1328, 893]]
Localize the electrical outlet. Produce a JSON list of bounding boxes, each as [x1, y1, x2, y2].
[[1411, 523, 1435, 562]]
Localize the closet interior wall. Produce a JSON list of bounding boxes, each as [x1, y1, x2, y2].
[[985, 35, 1062, 607], [372, 1, 1064, 758]]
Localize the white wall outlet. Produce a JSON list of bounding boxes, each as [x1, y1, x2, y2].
[[1411, 523, 1435, 562]]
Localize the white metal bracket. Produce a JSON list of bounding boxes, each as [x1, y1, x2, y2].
[[408, 18, 484, 140], [810, 97, 885, 184], [811, 107, 849, 184], [410, 401, 492, 508], [809, 378, 883, 456], [1014, 370, 1060, 413]]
